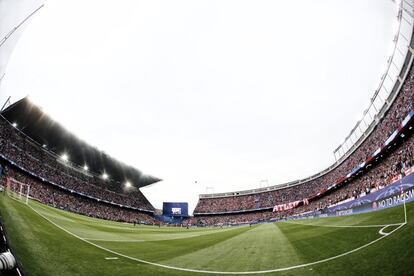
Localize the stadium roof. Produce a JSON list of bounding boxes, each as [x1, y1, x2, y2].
[[1, 97, 161, 188]]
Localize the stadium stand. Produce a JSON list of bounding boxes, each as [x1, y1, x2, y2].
[[1, 64, 414, 226], [0, 101, 159, 223], [0, 167, 155, 224], [187, 63, 414, 226], [1, 28, 413, 228]]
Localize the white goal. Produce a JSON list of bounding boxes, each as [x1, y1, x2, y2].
[[5, 178, 30, 204]]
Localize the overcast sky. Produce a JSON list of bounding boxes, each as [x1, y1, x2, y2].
[[0, 0, 397, 212]]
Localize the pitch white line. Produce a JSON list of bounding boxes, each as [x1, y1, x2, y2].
[[26, 203, 407, 275], [282, 220, 404, 228], [378, 225, 394, 236], [105, 257, 119, 260]]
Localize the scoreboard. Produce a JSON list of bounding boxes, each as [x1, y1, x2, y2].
[[162, 202, 189, 217]]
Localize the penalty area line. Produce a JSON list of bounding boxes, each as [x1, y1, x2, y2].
[[27, 203, 407, 275]]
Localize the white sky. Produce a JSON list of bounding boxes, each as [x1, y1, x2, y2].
[[0, 0, 397, 213]]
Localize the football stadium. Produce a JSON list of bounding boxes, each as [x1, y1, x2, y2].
[[1, 0, 414, 275]]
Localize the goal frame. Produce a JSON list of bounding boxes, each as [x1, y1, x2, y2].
[[6, 178, 30, 205]]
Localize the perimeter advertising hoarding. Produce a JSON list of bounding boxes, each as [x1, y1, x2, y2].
[[302, 172, 414, 219], [327, 172, 414, 213], [329, 186, 414, 218], [163, 202, 189, 217]]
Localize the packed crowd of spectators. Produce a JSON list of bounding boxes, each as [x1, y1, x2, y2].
[[0, 119, 153, 211], [186, 130, 414, 225], [184, 211, 275, 226], [295, 133, 414, 214], [1, 56, 413, 227], [193, 64, 414, 216], [1, 166, 156, 224]]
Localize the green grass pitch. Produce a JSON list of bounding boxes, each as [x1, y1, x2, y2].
[[0, 195, 413, 275]]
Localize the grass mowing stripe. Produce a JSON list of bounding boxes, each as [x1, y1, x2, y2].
[[30, 200, 251, 250], [25, 199, 407, 274], [68, 221, 254, 262], [30, 201, 219, 242], [31, 200, 234, 239], [1, 197, 113, 276], [161, 223, 302, 271], [83, 238, 145, 242]]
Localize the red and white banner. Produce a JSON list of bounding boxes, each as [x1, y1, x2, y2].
[[404, 166, 414, 176], [389, 174, 402, 184], [273, 200, 300, 212]]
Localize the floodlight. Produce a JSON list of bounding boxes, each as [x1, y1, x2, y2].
[[102, 173, 108, 180], [12, 122, 17, 128], [61, 153, 69, 161], [83, 165, 89, 171], [125, 181, 132, 188]]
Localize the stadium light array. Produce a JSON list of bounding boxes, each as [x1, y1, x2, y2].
[[83, 165, 89, 171], [102, 173, 109, 180], [125, 181, 132, 188], [61, 153, 69, 162]]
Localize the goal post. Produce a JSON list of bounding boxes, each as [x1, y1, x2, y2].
[[5, 178, 30, 204]]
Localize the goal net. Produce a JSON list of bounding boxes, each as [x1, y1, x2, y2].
[[5, 178, 30, 204]]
